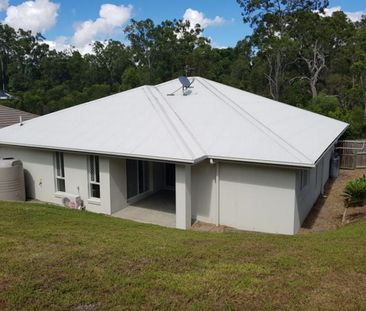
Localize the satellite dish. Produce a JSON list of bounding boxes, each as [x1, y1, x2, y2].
[[179, 76, 193, 88], [167, 76, 195, 96], [178, 76, 194, 96]]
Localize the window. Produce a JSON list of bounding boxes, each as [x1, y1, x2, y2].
[[88, 155, 100, 199], [54, 152, 65, 192], [300, 170, 309, 190]]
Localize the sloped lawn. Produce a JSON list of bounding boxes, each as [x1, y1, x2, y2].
[[0, 201, 366, 311]]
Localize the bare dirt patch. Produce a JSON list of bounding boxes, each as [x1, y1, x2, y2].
[[301, 169, 366, 233], [191, 221, 227, 232]]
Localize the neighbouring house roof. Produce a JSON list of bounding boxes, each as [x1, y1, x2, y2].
[[0, 77, 348, 167], [0, 105, 38, 128]]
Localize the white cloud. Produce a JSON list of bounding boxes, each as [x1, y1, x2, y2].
[[45, 37, 108, 55], [183, 8, 224, 29], [322, 6, 366, 22], [0, 0, 8, 11], [72, 3, 132, 48], [3, 0, 59, 33], [44, 36, 70, 52], [77, 43, 95, 55]]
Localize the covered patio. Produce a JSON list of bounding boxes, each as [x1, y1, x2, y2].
[[111, 159, 192, 229], [113, 190, 176, 228]]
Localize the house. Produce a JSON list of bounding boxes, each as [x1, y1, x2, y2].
[[0, 77, 348, 234], [0, 104, 38, 128]]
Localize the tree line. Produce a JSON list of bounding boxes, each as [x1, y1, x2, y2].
[[0, 0, 365, 138]]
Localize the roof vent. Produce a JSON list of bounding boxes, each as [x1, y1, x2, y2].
[[167, 76, 195, 96]]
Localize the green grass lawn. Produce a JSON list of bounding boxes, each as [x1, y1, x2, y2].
[[0, 202, 366, 311]]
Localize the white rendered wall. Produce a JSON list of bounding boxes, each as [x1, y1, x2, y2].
[[218, 163, 297, 235], [191, 160, 216, 224], [0, 145, 334, 234], [0, 146, 56, 203], [108, 158, 127, 214], [0, 146, 126, 215], [175, 164, 191, 229]]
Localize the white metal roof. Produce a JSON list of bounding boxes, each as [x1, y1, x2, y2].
[[0, 77, 348, 167]]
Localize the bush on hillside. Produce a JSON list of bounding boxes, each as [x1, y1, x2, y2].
[[342, 175, 366, 223]]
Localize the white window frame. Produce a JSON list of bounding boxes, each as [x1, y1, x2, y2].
[[54, 152, 65, 192], [88, 155, 101, 199]]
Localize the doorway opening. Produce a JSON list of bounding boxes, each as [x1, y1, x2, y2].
[[116, 160, 176, 227]]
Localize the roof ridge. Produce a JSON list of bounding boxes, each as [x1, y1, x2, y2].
[[197, 78, 313, 163], [142, 86, 196, 160], [153, 87, 207, 156]]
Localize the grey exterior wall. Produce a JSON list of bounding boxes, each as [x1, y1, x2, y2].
[[191, 160, 216, 224], [0, 145, 334, 235], [190, 149, 333, 235], [190, 160, 298, 234], [218, 162, 297, 234], [107, 157, 127, 214], [0, 146, 127, 214], [294, 147, 333, 231]]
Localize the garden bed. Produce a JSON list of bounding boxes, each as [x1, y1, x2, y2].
[[301, 169, 366, 233]]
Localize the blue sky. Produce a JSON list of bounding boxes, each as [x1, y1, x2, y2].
[[0, 0, 365, 51]]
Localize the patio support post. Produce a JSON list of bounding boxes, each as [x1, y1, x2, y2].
[[175, 164, 191, 229]]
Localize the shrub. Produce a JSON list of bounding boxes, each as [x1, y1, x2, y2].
[[342, 175, 366, 224], [343, 175, 366, 208]]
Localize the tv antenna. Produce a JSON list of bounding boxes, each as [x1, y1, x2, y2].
[[185, 65, 195, 76]]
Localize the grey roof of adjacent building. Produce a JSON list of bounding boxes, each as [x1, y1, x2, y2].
[[0, 105, 38, 128], [0, 77, 348, 167]]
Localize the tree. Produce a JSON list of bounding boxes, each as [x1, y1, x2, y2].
[[0, 24, 17, 91], [350, 20, 366, 119], [124, 19, 155, 82], [287, 12, 328, 98], [237, 0, 329, 100], [250, 17, 298, 100], [236, 0, 329, 29], [90, 40, 131, 86]]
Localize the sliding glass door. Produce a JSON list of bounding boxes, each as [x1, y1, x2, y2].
[[127, 159, 150, 199]]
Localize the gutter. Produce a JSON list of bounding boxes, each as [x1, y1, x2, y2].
[[206, 155, 316, 169], [0, 141, 316, 168]]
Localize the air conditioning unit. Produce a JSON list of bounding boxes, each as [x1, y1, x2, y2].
[[62, 193, 84, 210]]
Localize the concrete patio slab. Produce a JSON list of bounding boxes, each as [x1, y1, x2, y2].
[[113, 190, 176, 228]]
